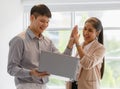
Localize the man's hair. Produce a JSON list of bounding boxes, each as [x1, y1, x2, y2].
[[30, 4, 52, 18]]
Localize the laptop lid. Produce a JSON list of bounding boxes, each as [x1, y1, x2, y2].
[[39, 50, 79, 80]]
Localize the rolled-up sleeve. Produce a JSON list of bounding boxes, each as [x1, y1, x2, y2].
[[63, 47, 72, 55]]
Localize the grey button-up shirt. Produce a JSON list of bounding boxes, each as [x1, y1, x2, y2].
[[7, 28, 72, 86]]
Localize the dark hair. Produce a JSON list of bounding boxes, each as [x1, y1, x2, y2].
[[85, 17, 105, 79], [30, 4, 52, 19]]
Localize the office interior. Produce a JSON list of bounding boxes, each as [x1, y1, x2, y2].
[[0, 0, 120, 89]]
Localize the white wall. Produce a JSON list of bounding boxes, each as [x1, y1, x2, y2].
[[0, 0, 23, 89]]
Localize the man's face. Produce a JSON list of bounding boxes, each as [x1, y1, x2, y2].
[[30, 15, 50, 35]]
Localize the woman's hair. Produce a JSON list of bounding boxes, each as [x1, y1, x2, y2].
[[30, 4, 52, 19], [85, 17, 104, 44]]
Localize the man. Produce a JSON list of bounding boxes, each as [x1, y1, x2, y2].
[[7, 4, 75, 89]]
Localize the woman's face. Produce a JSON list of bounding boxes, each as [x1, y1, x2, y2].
[[83, 22, 99, 44]]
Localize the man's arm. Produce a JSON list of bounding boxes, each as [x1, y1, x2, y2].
[[7, 37, 31, 78]]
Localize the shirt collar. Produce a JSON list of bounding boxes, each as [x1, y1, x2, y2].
[[27, 28, 44, 40], [83, 39, 96, 52]]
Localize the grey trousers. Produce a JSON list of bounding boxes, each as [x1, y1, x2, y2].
[[17, 83, 48, 89]]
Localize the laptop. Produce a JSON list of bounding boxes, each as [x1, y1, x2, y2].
[[39, 50, 79, 80]]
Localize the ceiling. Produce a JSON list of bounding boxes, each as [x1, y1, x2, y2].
[[22, 0, 120, 4], [22, 0, 120, 12]]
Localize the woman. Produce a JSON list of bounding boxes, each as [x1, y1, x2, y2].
[[73, 17, 105, 89]]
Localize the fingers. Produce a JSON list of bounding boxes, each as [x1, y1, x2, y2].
[[30, 69, 50, 77], [72, 25, 79, 37], [73, 25, 78, 33], [38, 71, 50, 77], [71, 25, 78, 38], [74, 34, 80, 44], [69, 25, 81, 45]]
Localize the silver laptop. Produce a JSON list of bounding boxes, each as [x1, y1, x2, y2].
[[39, 50, 79, 80]]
